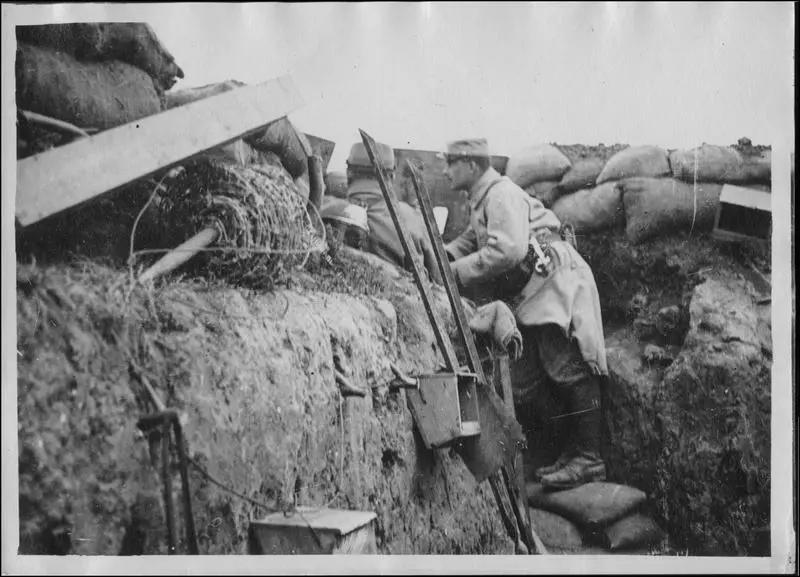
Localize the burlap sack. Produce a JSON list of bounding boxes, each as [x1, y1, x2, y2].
[[16, 43, 162, 130], [669, 144, 771, 185], [596, 145, 671, 184], [604, 513, 666, 551], [550, 181, 624, 234], [248, 117, 311, 180], [558, 157, 606, 193], [165, 81, 310, 179], [527, 481, 647, 529], [620, 177, 723, 244], [529, 508, 584, 551], [506, 144, 572, 188], [524, 181, 562, 208], [17, 23, 183, 92]]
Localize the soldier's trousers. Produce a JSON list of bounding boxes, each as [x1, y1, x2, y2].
[[514, 323, 603, 458]]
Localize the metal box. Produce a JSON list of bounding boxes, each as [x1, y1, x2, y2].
[[305, 134, 336, 173], [406, 372, 480, 449], [713, 184, 771, 244], [250, 508, 377, 554]]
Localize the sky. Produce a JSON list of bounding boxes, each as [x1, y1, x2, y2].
[[5, 2, 794, 171]]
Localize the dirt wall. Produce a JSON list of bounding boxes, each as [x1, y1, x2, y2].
[[577, 231, 771, 556], [16, 259, 512, 555]]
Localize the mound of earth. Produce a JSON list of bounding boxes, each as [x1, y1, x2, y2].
[[16, 253, 513, 555]]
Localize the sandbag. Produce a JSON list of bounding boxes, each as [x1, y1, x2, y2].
[[529, 508, 584, 551], [550, 181, 624, 234], [165, 81, 310, 180], [524, 181, 562, 208], [505, 144, 572, 188], [202, 139, 261, 167], [164, 80, 247, 109], [669, 144, 771, 185], [17, 23, 183, 92], [604, 513, 666, 551], [248, 117, 311, 180], [559, 157, 606, 194], [16, 43, 162, 130], [527, 482, 647, 528], [324, 171, 348, 199], [596, 145, 671, 184], [620, 177, 723, 244]]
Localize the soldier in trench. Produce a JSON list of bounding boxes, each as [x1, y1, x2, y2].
[[345, 141, 442, 284], [440, 138, 608, 489]]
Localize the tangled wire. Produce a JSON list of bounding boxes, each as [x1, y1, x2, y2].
[[134, 157, 324, 289]]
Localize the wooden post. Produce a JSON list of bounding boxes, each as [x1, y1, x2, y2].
[[307, 154, 325, 211], [138, 227, 219, 284], [493, 348, 549, 555]]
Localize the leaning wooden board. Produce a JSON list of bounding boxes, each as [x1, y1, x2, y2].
[[16, 75, 304, 227]]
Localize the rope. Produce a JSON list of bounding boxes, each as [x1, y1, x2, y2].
[[188, 456, 278, 513], [128, 171, 176, 284], [187, 456, 323, 548], [689, 145, 699, 237]]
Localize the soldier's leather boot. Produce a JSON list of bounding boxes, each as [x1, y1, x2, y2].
[[539, 452, 606, 489], [533, 451, 574, 480], [540, 377, 605, 490]]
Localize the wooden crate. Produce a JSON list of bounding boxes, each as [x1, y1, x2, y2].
[[712, 184, 772, 244], [250, 508, 377, 554]]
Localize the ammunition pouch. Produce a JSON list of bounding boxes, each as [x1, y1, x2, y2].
[[494, 229, 560, 300]]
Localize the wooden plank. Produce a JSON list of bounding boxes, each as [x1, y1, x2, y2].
[[16, 75, 304, 227], [407, 161, 487, 386], [719, 184, 772, 212], [359, 129, 459, 372]]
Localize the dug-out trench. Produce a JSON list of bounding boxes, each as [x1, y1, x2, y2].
[[16, 221, 770, 556]]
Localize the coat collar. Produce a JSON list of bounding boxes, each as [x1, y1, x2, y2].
[[468, 167, 503, 210]]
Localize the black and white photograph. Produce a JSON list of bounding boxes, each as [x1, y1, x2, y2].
[[1, 2, 795, 574]]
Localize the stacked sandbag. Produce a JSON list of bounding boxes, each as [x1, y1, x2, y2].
[[527, 481, 667, 553], [506, 144, 572, 206], [17, 23, 183, 92], [15, 23, 185, 134], [619, 178, 724, 244], [668, 143, 771, 186], [522, 140, 771, 245], [595, 145, 671, 184], [16, 42, 163, 131], [550, 181, 625, 235], [558, 157, 607, 195], [523, 180, 561, 208]]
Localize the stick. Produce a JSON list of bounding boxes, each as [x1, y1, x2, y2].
[[307, 154, 324, 211], [138, 227, 219, 284], [20, 109, 92, 139]]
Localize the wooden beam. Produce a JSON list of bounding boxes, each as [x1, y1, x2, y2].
[[16, 75, 305, 227]]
